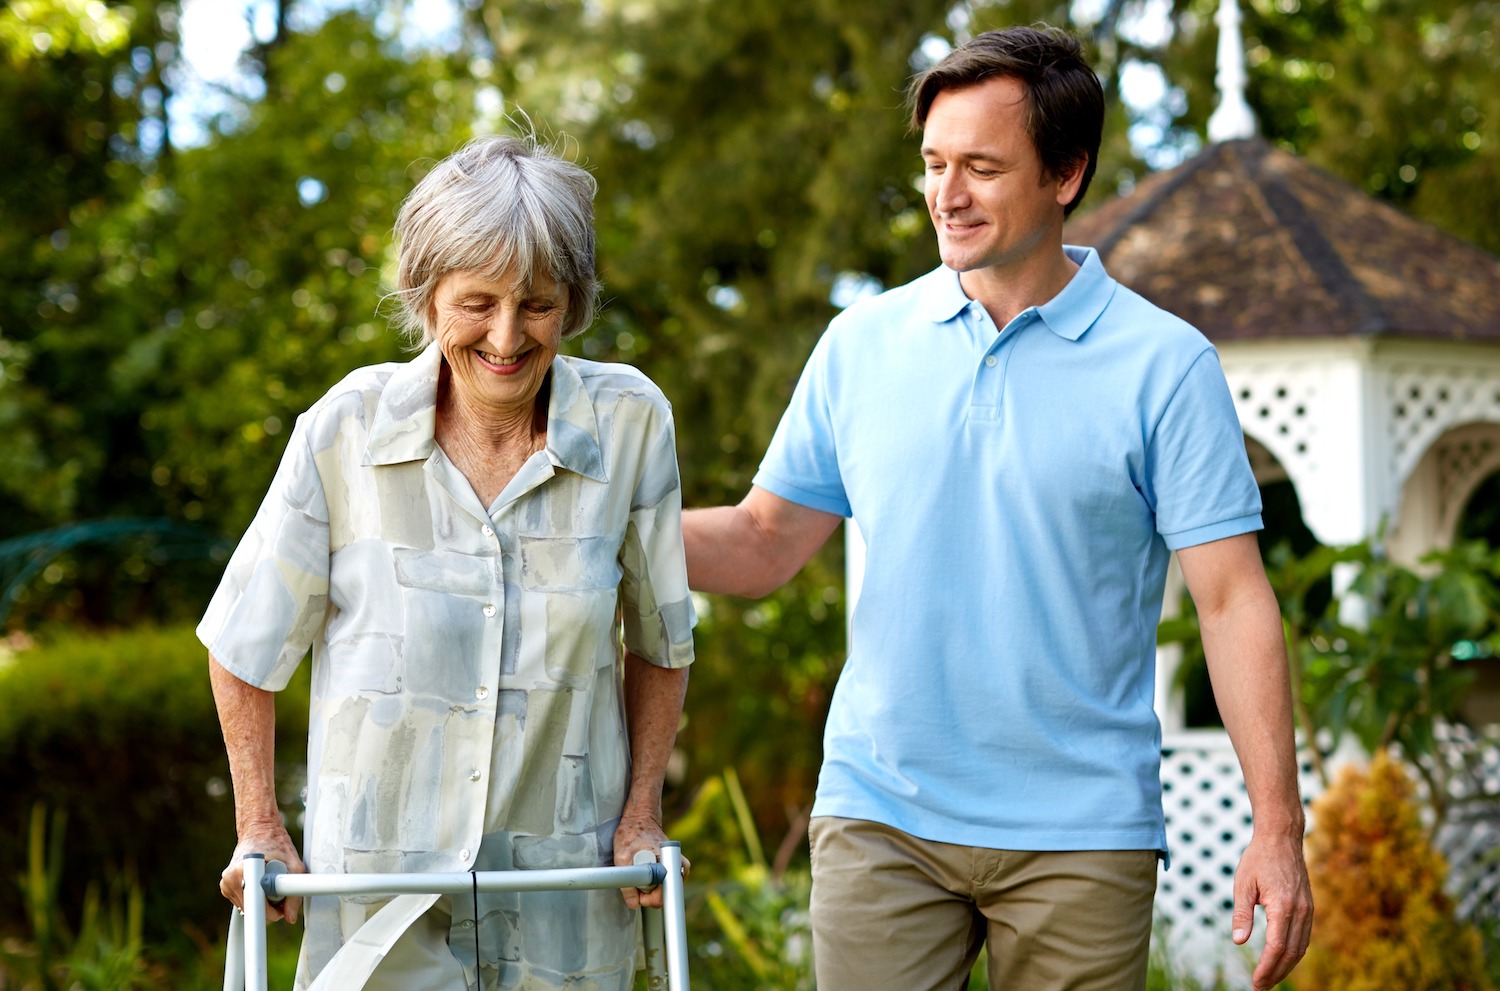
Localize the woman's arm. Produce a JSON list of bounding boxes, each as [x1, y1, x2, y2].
[[613, 651, 690, 910], [210, 654, 307, 923]]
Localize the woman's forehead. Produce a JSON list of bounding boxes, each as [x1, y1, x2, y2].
[[441, 266, 564, 297]]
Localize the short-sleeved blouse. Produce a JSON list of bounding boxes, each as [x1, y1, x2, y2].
[[198, 343, 695, 988]]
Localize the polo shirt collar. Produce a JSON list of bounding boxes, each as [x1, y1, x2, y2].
[[919, 244, 1116, 342], [1037, 246, 1115, 342], [363, 343, 606, 482]]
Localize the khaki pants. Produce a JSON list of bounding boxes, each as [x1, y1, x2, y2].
[[809, 817, 1157, 991]]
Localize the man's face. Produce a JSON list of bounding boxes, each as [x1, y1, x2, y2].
[[921, 75, 1080, 276]]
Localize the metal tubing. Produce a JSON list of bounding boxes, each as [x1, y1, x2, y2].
[[642, 906, 667, 990], [224, 909, 245, 991], [658, 842, 691, 991], [262, 863, 664, 900], [232, 856, 687, 990], [242, 855, 268, 991]]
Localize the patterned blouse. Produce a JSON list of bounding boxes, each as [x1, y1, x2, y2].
[[199, 343, 695, 989]]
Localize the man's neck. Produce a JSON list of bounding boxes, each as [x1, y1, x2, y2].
[[957, 245, 1080, 330]]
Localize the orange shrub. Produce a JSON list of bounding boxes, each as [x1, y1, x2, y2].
[[1298, 750, 1490, 991]]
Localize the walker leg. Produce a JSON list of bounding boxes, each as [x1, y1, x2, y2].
[[225, 908, 246, 991], [242, 854, 269, 991], [657, 842, 690, 991], [641, 906, 667, 991]]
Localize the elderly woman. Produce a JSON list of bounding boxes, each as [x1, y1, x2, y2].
[[202, 134, 694, 990]]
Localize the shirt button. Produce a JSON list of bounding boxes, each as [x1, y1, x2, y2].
[[459, 919, 474, 929], [482, 603, 496, 618], [985, 355, 998, 368], [469, 768, 481, 782], [481, 524, 494, 537], [475, 686, 489, 700], [460, 849, 471, 862]]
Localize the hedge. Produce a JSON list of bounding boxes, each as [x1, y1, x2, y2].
[[0, 624, 309, 946]]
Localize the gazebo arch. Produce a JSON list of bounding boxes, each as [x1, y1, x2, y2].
[[1388, 419, 1500, 565]]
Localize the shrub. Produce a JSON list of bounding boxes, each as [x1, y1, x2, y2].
[[1298, 750, 1492, 991], [0, 625, 309, 948]]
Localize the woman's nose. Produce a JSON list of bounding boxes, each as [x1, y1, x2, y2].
[[485, 306, 526, 352]]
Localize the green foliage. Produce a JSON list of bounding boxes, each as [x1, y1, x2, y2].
[[655, 769, 814, 990], [0, 625, 309, 945], [0, 799, 305, 991], [1299, 751, 1492, 991], [0, 803, 150, 990], [1161, 537, 1500, 815]]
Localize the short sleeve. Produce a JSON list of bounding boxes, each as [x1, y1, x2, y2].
[[1145, 348, 1263, 551], [753, 334, 851, 517], [619, 403, 695, 669], [196, 414, 332, 691]]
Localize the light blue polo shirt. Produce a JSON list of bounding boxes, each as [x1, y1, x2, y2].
[[754, 246, 1261, 855]]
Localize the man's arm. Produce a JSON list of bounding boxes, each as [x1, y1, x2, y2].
[[614, 651, 691, 909], [210, 654, 306, 923], [1178, 533, 1313, 991], [683, 485, 843, 596]]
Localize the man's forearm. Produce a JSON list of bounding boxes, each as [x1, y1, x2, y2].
[[1200, 588, 1304, 831], [683, 488, 843, 597], [684, 506, 774, 595]]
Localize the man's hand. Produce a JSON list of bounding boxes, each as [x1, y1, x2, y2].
[[613, 812, 688, 910], [1231, 826, 1313, 990], [219, 823, 307, 924]]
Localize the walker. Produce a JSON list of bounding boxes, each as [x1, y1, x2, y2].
[[223, 843, 691, 991]]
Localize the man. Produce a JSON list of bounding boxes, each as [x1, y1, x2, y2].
[[683, 25, 1312, 991]]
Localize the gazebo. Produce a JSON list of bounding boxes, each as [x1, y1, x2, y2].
[[1057, 0, 1500, 978]]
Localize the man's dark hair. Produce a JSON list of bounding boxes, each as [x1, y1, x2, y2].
[[907, 25, 1105, 216]]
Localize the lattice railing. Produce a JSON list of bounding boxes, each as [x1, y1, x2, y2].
[[1155, 727, 1500, 986]]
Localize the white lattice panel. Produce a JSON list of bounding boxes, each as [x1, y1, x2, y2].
[[1156, 733, 1323, 985], [1386, 366, 1500, 486], [1154, 728, 1500, 987], [1430, 425, 1500, 538], [1225, 366, 1325, 483], [1425, 723, 1500, 920], [1220, 352, 1374, 545]]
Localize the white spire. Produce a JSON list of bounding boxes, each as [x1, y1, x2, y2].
[[1207, 0, 1257, 142]]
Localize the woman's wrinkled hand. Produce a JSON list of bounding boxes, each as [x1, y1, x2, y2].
[[613, 813, 689, 910], [219, 824, 308, 924]]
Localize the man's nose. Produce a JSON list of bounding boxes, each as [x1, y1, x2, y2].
[[934, 171, 969, 213]]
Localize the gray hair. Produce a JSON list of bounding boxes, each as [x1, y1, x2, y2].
[[392, 133, 599, 344]]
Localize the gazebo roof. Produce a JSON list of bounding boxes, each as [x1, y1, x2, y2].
[[1063, 137, 1500, 342]]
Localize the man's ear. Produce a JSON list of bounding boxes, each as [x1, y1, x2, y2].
[[1053, 155, 1089, 208]]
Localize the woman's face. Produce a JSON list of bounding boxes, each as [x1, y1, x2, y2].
[[431, 267, 568, 416]]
